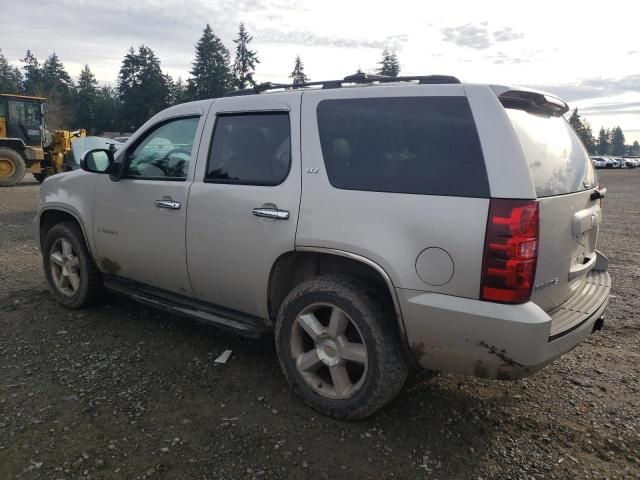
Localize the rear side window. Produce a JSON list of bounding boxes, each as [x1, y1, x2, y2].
[[506, 110, 596, 197], [316, 96, 489, 197], [206, 112, 291, 186]]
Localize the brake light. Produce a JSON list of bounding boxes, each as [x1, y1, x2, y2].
[[480, 199, 539, 303]]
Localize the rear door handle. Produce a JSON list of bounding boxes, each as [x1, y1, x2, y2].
[[252, 207, 289, 220], [155, 199, 181, 210]]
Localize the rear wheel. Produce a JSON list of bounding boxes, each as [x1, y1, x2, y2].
[[43, 222, 104, 308], [0, 147, 26, 187], [275, 275, 409, 419]]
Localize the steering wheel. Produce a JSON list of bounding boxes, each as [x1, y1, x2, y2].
[[151, 148, 191, 177]]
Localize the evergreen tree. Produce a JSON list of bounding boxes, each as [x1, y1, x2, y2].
[[21, 50, 42, 95], [289, 55, 309, 85], [117, 45, 171, 130], [597, 127, 609, 155], [377, 48, 400, 77], [0, 49, 23, 93], [568, 108, 596, 154], [93, 86, 119, 134], [232, 23, 259, 89], [189, 24, 232, 99], [169, 76, 188, 105], [41, 52, 73, 95], [632, 140, 640, 155], [610, 126, 625, 155], [73, 65, 99, 132]]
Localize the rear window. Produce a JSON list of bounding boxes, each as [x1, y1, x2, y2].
[[506, 109, 596, 197], [316, 97, 489, 197]]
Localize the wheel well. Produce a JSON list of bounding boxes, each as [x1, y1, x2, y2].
[[268, 251, 401, 328], [39, 210, 83, 247], [0, 140, 26, 156]]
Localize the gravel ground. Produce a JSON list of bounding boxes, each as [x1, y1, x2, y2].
[[1, 171, 639, 479]]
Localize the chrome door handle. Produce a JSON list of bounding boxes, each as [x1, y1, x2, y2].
[[155, 199, 181, 210], [252, 207, 289, 220]]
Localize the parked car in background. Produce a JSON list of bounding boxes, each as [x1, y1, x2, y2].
[[36, 75, 611, 419], [591, 156, 616, 168], [620, 157, 636, 168]]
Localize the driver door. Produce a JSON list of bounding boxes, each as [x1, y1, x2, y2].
[[92, 113, 205, 295]]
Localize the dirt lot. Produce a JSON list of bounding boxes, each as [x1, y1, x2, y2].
[[1, 171, 639, 479]]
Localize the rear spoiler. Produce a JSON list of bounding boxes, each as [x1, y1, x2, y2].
[[491, 87, 569, 117]]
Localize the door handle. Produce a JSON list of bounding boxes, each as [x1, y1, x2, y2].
[[252, 207, 289, 220], [155, 199, 181, 210]]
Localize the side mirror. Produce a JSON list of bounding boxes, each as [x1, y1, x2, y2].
[[80, 148, 114, 174]]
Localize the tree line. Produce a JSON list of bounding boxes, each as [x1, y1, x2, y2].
[[0, 24, 402, 134], [568, 108, 638, 156]]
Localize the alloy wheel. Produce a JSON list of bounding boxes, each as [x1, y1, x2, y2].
[[290, 303, 368, 399]]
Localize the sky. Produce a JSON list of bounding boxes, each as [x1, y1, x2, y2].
[[1, 0, 639, 143]]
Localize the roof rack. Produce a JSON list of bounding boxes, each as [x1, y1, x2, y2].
[[224, 72, 461, 97]]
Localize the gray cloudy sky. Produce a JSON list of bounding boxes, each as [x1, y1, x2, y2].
[[2, 0, 639, 142]]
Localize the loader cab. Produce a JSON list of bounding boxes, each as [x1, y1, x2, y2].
[[0, 94, 47, 146]]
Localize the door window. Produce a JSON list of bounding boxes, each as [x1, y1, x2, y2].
[[206, 112, 291, 186], [125, 116, 200, 180]]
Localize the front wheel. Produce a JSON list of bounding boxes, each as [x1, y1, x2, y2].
[[43, 222, 104, 308], [0, 147, 26, 187], [275, 275, 409, 419]]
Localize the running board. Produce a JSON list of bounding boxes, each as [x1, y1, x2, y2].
[[103, 277, 270, 338]]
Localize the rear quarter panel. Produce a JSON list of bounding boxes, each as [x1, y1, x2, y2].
[[297, 85, 489, 298]]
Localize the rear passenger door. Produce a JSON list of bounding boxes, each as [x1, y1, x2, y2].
[[186, 93, 302, 318]]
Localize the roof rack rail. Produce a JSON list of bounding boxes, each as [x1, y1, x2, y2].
[[224, 72, 461, 97]]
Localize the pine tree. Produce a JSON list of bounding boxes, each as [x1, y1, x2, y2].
[[610, 126, 626, 155], [189, 24, 232, 99], [73, 65, 99, 132], [0, 49, 23, 93], [597, 127, 609, 155], [41, 52, 73, 95], [568, 108, 596, 154], [93, 86, 119, 134], [632, 140, 640, 155], [117, 45, 171, 130], [289, 55, 309, 85], [232, 23, 259, 89], [21, 50, 42, 95], [377, 48, 400, 77]]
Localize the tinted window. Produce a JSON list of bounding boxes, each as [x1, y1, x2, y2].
[[506, 109, 596, 197], [206, 113, 291, 185], [316, 97, 488, 197], [126, 116, 199, 180]]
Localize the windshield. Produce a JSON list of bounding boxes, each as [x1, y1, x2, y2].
[[8, 100, 43, 125], [506, 109, 596, 197]]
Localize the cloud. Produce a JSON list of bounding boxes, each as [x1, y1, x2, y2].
[[441, 23, 524, 49], [485, 51, 525, 64], [535, 75, 640, 102], [441, 23, 492, 49], [493, 27, 524, 42], [257, 29, 404, 50]]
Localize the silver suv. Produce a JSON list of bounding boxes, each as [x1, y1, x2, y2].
[[37, 74, 611, 419]]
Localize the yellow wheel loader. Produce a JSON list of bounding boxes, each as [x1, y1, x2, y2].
[[0, 93, 85, 186]]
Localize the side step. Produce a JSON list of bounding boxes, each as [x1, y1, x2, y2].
[[103, 277, 271, 338]]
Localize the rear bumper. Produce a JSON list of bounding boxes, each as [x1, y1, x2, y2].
[[400, 269, 611, 380]]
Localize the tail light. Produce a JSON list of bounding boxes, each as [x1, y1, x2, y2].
[[480, 199, 539, 304]]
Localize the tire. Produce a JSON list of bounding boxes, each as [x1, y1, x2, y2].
[[42, 222, 104, 308], [275, 275, 409, 419], [0, 147, 27, 187]]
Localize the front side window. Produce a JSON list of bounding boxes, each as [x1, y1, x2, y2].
[[8, 100, 42, 125], [206, 112, 291, 186], [316, 96, 489, 197], [125, 116, 200, 180]]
